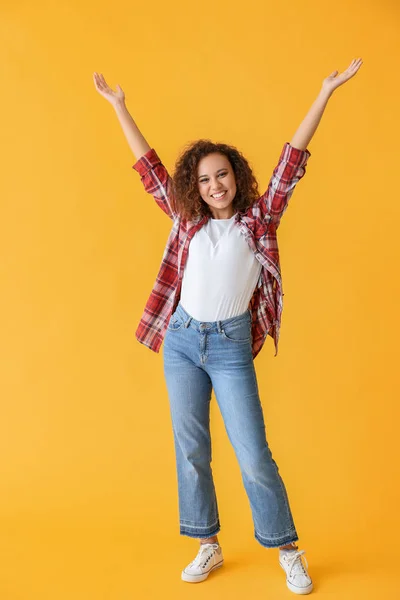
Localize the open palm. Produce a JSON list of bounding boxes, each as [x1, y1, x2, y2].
[[93, 72, 125, 105], [322, 58, 363, 95]]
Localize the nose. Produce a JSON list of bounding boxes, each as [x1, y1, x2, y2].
[[210, 175, 224, 187]]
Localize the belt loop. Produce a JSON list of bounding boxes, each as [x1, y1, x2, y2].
[[217, 320, 223, 334], [184, 316, 192, 328]]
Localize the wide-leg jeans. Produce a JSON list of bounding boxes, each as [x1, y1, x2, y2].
[[162, 301, 299, 548]]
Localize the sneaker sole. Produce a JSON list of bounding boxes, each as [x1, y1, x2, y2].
[[181, 559, 224, 583], [279, 561, 314, 595]]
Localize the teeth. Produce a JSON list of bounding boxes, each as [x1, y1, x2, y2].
[[212, 191, 226, 198]]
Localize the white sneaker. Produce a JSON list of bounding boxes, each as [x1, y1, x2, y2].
[[279, 547, 313, 594], [181, 542, 224, 583]]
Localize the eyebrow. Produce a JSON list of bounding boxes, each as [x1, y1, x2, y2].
[[198, 168, 228, 180]]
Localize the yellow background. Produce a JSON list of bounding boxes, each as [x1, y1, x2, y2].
[[0, 0, 399, 597]]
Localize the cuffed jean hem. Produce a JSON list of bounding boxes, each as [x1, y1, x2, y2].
[[180, 519, 221, 538], [254, 529, 299, 549]]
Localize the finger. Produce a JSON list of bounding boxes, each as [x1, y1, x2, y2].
[[98, 74, 110, 91], [95, 74, 104, 90], [93, 73, 102, 88], [350, 59, 362, 74], [346, 61, 357, 74], [348, 59, 357, 71], [100, 74, 112, 91], [351, 58, 363, 70], [94, 73, 105, 88]]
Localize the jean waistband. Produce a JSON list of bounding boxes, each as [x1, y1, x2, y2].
[[174, 302, 251, 333]]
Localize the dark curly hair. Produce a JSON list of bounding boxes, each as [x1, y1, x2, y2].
[[171, 139, 260, 221]]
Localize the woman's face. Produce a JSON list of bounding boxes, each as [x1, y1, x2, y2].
[[197, 152, 237, 219]]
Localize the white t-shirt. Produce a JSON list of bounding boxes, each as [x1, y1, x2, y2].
[[180, 214, 262, 322]]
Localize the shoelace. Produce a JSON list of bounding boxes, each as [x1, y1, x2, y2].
[[188, 543, 219, 568], [283, 549, 309, 579]]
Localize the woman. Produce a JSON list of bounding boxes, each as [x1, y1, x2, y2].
[[93, 58, 362, 595]]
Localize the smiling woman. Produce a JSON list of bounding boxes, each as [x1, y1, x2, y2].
[[171, 138, 260, 221], [197, 153, 237, 219], [93, 58, 363, 594]]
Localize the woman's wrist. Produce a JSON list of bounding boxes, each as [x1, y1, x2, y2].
[[113, 98, 127, 112]]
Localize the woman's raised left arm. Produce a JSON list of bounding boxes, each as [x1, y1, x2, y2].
[[290, 57, 363, 151]]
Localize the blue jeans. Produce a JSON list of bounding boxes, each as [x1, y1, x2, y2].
[[162, 301, 299, 548]]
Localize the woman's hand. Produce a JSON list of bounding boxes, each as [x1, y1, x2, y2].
[[93, 72, 125, 106], [321, 58, 363, 96]]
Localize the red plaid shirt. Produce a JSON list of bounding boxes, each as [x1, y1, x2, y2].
[[132, 142, 311, 359]]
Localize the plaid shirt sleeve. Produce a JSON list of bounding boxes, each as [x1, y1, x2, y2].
[[132, 148, 177, 220], [258, 142, 311, 228]]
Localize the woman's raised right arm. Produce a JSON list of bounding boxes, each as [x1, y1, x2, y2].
[[93, 72, 176, 220], [93, 72, 151, 161]]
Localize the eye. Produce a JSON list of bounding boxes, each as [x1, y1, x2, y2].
[[199, 172, 227, 183]]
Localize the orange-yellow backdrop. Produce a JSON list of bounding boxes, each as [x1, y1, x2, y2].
[[1, 0, 399, 598]]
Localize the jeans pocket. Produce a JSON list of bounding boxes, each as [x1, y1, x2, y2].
[[167, 312, 184, 331], [221, 317, 251, 343]]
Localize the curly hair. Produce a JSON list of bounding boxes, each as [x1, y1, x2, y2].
[[171, 139, 260, 221]]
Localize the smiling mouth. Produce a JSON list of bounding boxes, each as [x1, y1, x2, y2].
[[211, 191, 227, 199]]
